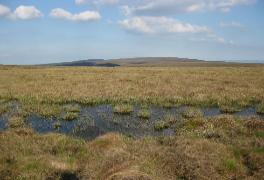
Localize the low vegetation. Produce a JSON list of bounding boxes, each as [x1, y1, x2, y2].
[[63, 104, 81, 113], [256, 103, 264, 114], [220, 105, 241, 114], [62, 112, 79, 121], [7, 116, 25, 129], [0, 66, 263, 111], [53, 121, 62, 129], [138, 108, 151, 119], [21, 102, 62, 118], [153, 114, 178, 131], [0, 103, 9, 115], [1, 114, 264, 179], [0, 65, 264, 179], [113, 104, 133, 114], [181, 107, 203, 118], [154, 120, 169, 131], [255, 131, 264, 138]]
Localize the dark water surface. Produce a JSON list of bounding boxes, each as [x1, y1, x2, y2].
[[0, 104, 263, 140], [0, 115, 7, 130]]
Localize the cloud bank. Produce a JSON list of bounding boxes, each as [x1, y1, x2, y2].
[[50, 8, 101, 22], [122, 0, 256, 15], [0, 4, 42, 20], [220, 21, 245, 29], [119, 16, 210, 34], [75, 0, 119, 5]]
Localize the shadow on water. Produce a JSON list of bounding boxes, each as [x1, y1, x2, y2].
[[1, 104, 264, 140]]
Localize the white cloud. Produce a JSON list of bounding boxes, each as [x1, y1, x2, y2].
[[119, 15, 235, 45], [0, 4, 11, 17], [12, 5, 43, 20], [191, 34, 235, 45], [220, 21, 245, 29], [119, 16, 210, 34], [50, 8, 101, 22], [75, 0, 119, 5], [122, 0, 256, 16], [0, 4, 42, 20], [75, 0, 87, 5], [97, 0, 119, 5]]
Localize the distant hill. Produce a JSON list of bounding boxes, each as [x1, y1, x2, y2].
[[43, 57, 262, 67], [108, 57, 207, 66], [45, 59, 120, 67]]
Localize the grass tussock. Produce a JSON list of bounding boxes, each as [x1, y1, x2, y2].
[[244, 118, 264, 131], [62, 112, 79, 121], [256, 103, 264, 114], [164, 113, 178, 125], [53, 122, 62, 129], [0, 128, 84, 179], [113, 104, 133, 114], [181, 107, 203, 119], [138, 108, 151, 119], [22, 102, 62, 118], [154, 114, 178, 131], [154, 121, 169, 131], [0, 103, 9, 115], [7, 116, 25, 129]]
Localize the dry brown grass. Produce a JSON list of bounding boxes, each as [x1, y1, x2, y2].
[[7, 116, 25, 129], [79, 133, 244, 179], [0, 128, 84, 180], [1, 119, 263, 179], [0, 66, 263, 109], [1, 65, 264, 179]]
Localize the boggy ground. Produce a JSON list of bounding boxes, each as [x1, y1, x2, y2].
[[0, 115, 264, 179], [1, 102, 263, 140], [0, 65, 264, 179]]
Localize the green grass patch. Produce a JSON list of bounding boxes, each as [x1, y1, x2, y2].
[[24, 161, 42, 171], [113, 104, 133, 114], [62, 112, 79, 121], [154, 121, 169, 131], [253, 147, 264, 154], [138, 109, 151, 119], [255, 131, 264, 138], [223, 159, 237, 171], [162, 102, 174, 108], [184, 119, 205, 130]]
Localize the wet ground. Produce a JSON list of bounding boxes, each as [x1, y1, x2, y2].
[[0, 104, 263, 140], [0, 115, 7, 130]]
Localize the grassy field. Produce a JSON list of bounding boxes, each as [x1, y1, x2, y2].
[[0, 64, 264, 179], [0, 65, 264, 116]]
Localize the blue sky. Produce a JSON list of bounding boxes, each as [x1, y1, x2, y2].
[[0, 0, 263, 64]]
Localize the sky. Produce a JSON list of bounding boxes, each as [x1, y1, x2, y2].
[[0, 0, 263, 64]]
